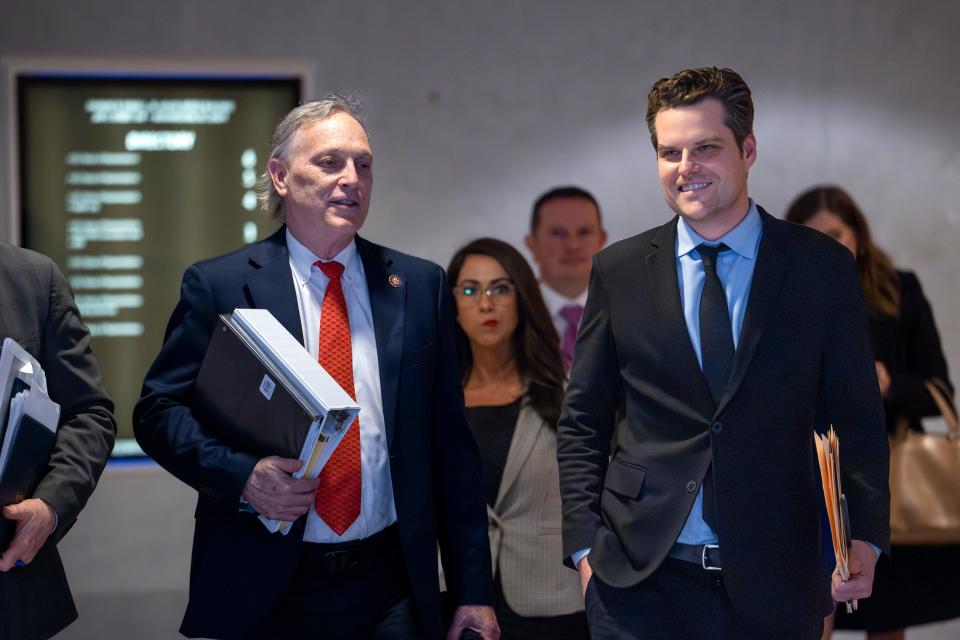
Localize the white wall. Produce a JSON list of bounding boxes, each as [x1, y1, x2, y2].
[[0, 1, 957, 637]]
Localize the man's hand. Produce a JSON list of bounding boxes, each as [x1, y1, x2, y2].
[[446, 604, 499, 640], [241, 456, 319, 521], [578, 555, 594, 597], [0, 498, 57, 571], [832, 539, 879, 603]]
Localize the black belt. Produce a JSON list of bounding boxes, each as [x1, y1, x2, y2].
[[301, 524, 401, 575], [667, 543, 721, 571]]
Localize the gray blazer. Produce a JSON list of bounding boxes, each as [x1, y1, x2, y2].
[[488, 401, 582, 617], [0, 243, 116, 640]]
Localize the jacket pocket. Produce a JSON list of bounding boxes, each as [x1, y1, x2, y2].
[[604, 457, 646, 500]]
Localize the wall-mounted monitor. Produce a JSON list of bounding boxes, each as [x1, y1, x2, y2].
[[17, 72, 301, 456]]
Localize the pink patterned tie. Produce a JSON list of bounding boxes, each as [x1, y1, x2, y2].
[[560, 304, 583, 371], [313, 260, 361, 535]]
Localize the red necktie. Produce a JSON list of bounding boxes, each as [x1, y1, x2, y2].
[[313, 260, 361, 535]]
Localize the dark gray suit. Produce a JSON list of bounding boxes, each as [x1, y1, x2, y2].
[[558, 210, 890, 635], [0, 243, 116, 640]]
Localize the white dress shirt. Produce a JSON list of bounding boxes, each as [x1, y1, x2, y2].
[[286, 229, 397, 543], [539, 282, 589, 340]]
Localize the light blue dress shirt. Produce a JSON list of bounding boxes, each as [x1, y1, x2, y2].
[[572, 202, 762, 568], [573, 201, 876, 567], [675, 200, 762, 545]]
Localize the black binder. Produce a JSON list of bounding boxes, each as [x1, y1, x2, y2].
[[192, 311, 358, 534], [192, 316, 321, 459], [0, 413, 56, 548]]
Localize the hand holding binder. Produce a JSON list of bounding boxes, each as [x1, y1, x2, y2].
[[193, 309, 360, 534], [0, 498, 56, 570], [240, 456, 320, 523], [0, 338, 61, 560]]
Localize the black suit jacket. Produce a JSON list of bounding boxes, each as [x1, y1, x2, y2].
[[557, 209, 890, 633], [134, 228, 492, 640], [0, 243, 116, 640]]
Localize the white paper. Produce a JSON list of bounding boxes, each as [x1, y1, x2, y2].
[[0, 338, 48, 431], [232, 308, 358, 415]]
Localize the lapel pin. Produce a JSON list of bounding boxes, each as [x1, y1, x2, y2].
[[388, 274, 402, 288]]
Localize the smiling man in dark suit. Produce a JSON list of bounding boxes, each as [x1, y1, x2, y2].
[[557, 67, 890, 639], [134, 97, 497, 640]]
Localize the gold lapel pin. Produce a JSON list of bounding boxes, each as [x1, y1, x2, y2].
[[388, 274, 402, 288]]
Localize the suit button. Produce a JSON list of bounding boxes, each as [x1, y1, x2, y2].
[[686, 480, 698, 493], [711, 420, 723, 434]]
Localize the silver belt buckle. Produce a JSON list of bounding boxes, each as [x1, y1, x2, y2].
[[701, 544, 721, 571]]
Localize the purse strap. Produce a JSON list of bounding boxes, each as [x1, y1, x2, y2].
[[924, 378, 959, 437]]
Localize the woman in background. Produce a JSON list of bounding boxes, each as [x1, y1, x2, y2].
[[447, 238, 588, 640], [786, 185, 958, 640]]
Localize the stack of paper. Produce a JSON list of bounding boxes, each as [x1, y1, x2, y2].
[[193, 309, 360, 534], [0, 338, 61, 548], [814, 426, 857, 613]]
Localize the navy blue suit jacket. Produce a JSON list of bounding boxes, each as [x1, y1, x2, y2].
[[134, 228, 492, 639]]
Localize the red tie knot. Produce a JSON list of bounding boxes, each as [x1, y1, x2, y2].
[[315, 260, 345, 281]]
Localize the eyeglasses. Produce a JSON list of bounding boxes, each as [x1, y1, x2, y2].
[[452, 279, 516, 303]]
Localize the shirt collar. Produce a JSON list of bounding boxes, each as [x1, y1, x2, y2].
[[539, 281, 588, 315], [286, 228, 359, 285], [676, 199, 762, 260]]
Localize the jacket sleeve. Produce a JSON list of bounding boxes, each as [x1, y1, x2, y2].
[[556, 254, 622, 565], [133, 264, 258, 509], [32, 259, 117, 544], [819, 248, 891, 555]]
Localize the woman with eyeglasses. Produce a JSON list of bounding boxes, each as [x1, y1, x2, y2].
[[447, 238, 588, 639]]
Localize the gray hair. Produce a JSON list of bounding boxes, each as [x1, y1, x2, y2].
[[255, 94, 366, 221]]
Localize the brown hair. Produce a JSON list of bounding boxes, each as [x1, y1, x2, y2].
[[646, 67, 754, 151], [785, 186, 900, 318], [447, 238, 565, 427], [530, 186, 602, 233]]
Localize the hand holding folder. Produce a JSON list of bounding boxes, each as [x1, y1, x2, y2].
[[814, 426, 858, 613]]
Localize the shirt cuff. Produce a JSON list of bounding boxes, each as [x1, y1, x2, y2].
[[238, 495, 256, 514], [571, 548, 591, 569]]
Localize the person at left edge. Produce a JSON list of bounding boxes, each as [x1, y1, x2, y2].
[[0, 243, 117, 640], [134, 97, 498, 640]]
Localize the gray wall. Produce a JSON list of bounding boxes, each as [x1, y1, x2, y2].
[[1, 1, 958, 638]]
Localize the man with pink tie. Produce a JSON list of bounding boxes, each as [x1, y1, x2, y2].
[[524, 187, 607, 372]]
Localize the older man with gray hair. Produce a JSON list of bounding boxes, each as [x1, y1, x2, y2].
[[135, 96, 498, 640]]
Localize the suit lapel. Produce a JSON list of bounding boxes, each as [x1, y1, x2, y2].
[[713, 208, 788, 418], [242, 228, 303, 344], [494, 400, 541, 512], [646, 221, 715, 415], [356, 236, 404, 446]]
